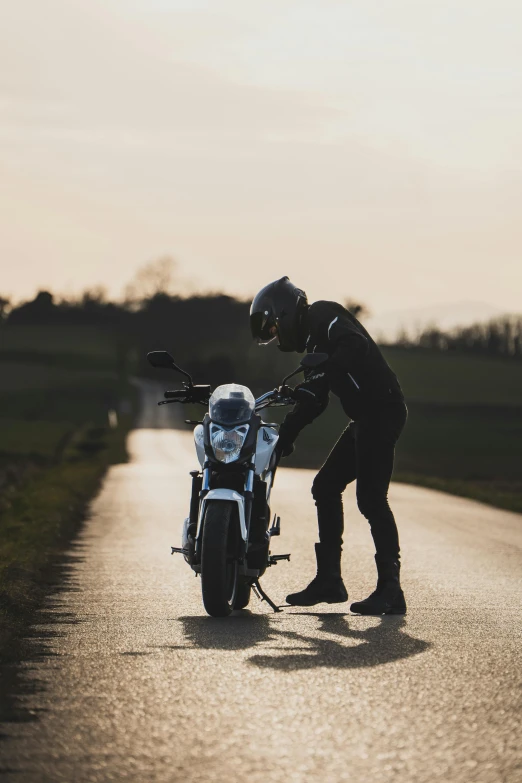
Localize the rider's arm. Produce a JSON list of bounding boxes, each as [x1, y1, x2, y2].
[[278, 371, 329, 452], [325, 316, 369, 375]]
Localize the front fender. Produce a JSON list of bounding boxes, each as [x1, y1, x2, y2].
[[197, 489, 247, 542]]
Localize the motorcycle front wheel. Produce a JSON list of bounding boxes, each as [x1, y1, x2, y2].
[[201, 501, 239, 617], [233, 582, 251, 610]]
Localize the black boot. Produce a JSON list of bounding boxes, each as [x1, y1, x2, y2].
[[286, 543, 348, 606], [350, 556, 406, 615]]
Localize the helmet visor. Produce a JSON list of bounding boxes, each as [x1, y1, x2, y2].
[[250, 311, 278, 345]]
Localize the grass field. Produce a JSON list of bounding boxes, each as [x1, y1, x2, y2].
[[0, 323, 121, 359], [267, 347, 522, 514], [381, 347, 522, 406]]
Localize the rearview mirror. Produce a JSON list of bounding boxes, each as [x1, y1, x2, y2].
[[147, 350, 176, 368], [146, 351, 193, 385], [300, 352, 329, 369]]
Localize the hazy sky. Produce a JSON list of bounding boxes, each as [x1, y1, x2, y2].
[[1, 0, 521, 314]]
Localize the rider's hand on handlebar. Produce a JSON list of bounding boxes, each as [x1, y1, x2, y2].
[[277, 384, 296, 401]]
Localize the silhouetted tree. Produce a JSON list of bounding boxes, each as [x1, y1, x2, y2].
[[8, 291, 56, 324], [0, 296, 10, 323], [391, 315, 522, 360], [124, 257, 177, 304], [344, 299, 369, 320]]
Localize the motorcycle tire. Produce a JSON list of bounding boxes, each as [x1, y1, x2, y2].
[[201, 500, 239, 617], [233, 581, 251, 610]]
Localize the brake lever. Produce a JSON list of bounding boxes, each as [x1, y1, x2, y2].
[[274, 396, 296, 406], [273, 386, 293, 400], [158, 399, 184, 406]]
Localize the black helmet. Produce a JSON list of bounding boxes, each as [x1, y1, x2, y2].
[[250, 276, 309, 352]]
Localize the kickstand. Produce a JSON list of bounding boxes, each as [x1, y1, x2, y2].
[[253, 579, 282, 613]]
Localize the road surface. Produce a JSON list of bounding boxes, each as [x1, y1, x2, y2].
[[1, 388, 521, 782]]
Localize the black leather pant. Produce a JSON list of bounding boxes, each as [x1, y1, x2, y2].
[[311, 400, 408, 560]]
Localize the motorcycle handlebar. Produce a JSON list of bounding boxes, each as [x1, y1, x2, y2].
[[255, 390, 277, 407], [255, 387, 296, 410], [164, 390, 188, 399], [161, 386, 294, 408], [164, 384, 211, 404]]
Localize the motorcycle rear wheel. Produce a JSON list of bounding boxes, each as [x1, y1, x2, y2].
[[201, 501, 239, 617]]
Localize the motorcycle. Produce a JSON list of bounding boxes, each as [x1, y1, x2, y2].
[[147, 349, 327, 617]]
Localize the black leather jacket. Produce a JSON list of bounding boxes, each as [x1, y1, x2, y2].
[[278, 301, 404, 446]]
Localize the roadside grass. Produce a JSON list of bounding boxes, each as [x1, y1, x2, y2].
[[392, 475, 522, 516], [0, 419, 73, 459], [0, 326, 138, 662], [0, 424, 133, 652]]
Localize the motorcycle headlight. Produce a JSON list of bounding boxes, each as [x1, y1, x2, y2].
[[210, 424, 249, 464]]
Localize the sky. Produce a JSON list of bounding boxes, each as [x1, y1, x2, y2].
[[1, 0, 521, 316]]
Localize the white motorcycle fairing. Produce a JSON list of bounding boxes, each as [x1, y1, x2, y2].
[[254, 426, 279, 476], [193, 424, 205, 467]]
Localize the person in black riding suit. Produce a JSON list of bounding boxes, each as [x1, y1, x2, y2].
[[250, 277, 408, 615]]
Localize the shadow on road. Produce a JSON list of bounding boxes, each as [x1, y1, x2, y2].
[[0, 546, 87, 735], [250, 613, 431, 670], [178, 611, 273, 651], [178, 612, 430, 670]]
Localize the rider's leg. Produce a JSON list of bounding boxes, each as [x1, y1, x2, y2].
[[350, 402, 408, 615], [313, 422, 357, 547], [286, 425, 356, 606]]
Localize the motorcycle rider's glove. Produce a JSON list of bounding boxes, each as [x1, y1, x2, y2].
[[276, 438, 295, 459]]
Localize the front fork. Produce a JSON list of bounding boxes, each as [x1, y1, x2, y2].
[[189, 460, 255, 564], [189, 470, 203, 528]]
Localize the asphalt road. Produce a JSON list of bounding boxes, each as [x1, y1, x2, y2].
[[1, 389, 521, 782]]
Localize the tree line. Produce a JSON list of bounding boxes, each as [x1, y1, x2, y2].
[[394, 316, 522, 360], [2, 279, 519, 398]]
